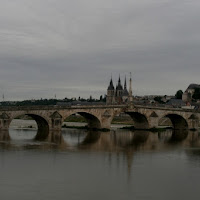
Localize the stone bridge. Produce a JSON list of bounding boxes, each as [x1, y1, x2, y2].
[[0, 104, 199, 140]]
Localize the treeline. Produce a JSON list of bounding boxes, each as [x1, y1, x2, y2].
[[73, 95, 106, 102], [0, 99, 58, 106], [0, 95, 106, 106]]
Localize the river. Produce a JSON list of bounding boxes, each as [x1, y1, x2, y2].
[[0, 119, 200, 200]]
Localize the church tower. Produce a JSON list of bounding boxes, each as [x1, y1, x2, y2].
[[116, 75, 123, 104], [106, 76, 115, 104], [106, 73, 133, 105]]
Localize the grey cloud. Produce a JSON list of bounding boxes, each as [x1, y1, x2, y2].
[[0, 0, 200, 100]]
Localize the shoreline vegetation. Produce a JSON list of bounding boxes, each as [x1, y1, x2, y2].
[[61, 124, 173, 132], [119, 126, 173, 132], [15, 115, 134, 125]]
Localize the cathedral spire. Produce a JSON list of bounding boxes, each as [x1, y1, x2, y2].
[[108, 74, 114, 90], [129, 72, 132, 96], [123, 75, 129, 97], [110, 75, 113, 85], [124, 75, 127, 89], [118, 74, 121, 84], [116, 74, 123, 91]]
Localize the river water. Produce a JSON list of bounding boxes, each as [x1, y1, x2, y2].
[[0, 120, 200, 200]]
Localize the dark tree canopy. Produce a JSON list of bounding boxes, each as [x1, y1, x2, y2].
[[193, 88, 200, 100], [175, 90, 183, 99], [154, 96, 164, 104]]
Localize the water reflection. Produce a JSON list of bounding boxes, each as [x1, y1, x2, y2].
[[0, 130, 10, 141], [1, 124, 200, 200], [81, 131, 101, 145], [131, 131, 149, 146], [184, 131, 200, 162], [1, 128, 200, 152], [1, 127, 200, 186], [158, 129, 189, 143]]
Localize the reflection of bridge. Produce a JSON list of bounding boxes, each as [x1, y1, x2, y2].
[[0, 104, 199, 139]]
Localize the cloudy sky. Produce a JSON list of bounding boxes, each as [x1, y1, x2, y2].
[[0, 0, 200, 101]]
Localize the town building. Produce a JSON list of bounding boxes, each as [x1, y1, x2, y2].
[[182, 84, 200, 102]]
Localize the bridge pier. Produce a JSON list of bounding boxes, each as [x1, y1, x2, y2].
[[148, 119, 159, 129], [0, 130, 10, 141], [0, 120, 11, 131], [47, 130, 63, 143], [188, 118, 199, 130], [50, 111, 63, 131], [100, 116, 113, 130], [0, 113, 11, 131], [0, 117, 11, 141]]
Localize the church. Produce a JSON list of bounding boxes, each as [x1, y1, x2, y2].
[[106, 74, 133, 104]]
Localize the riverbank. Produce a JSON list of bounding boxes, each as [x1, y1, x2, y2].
[[16, 115, 134, 125]]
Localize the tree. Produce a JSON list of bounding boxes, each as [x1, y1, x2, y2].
[[193, 88, 200, 100], [99, 95, 103, 101], [88, 95, 93, 102], [175, 90, 183, 99], [154, 96, 164, 104]]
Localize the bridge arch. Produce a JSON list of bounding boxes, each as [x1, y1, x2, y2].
[[189, 114, 199, 120], [63, 111, 102, 129], [158, 116, 173, 127], [123, 112, 149, 129], [9, 113, 50, 140], [159, 113, 188, 130]]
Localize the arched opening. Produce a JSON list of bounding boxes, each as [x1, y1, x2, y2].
[[9, 114, 49, 141], [111, 112, 149, 130], [61, 112, 102, 146], [63, 112, 102, 130], [160, 114, 188, 130], [126, 112, 149, 129], [158, 117, 173, 128], [111, 112, 134, 129]]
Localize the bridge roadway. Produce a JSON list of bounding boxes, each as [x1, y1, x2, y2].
[[0, 104, 199, 140]]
